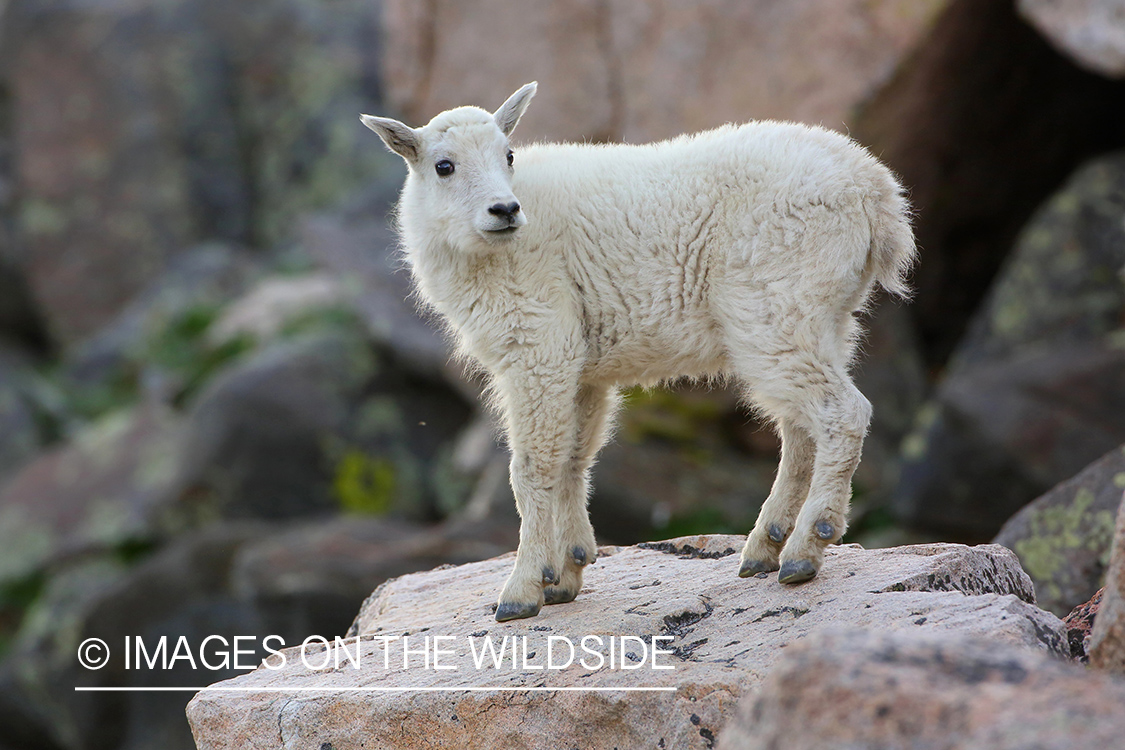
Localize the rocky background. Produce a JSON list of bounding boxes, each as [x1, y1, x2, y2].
[[0, 1, 1123, 749]]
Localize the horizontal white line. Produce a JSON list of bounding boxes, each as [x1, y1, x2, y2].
[[75, 686, 677, 693]]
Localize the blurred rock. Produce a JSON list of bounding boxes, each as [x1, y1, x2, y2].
[[187, 539, 1061, 750], [383, 0, 950, 144], [0, 516, 513, 750], [1090, 490, 1125, 672], [854, 0, 1125, 366], [8, 0, 199, 345], [1062, 587, 1103, 662], [5, 0, 388, 346], [206, 273, 347, 347], [592, 385, 778, 544], [895, 151, 1125, 539], [62, 242, 261, 407], [850, 301, 928, 500], [1019, 0, 1125, 78], [178, 329, 474, 523], [299, 197, 456, 387], [0, 347, 48, 485], [230, 516, 516, 642], [994, 445, 1125, 616], [0, 401, 186, 589], [717, 627, 1125, 750]]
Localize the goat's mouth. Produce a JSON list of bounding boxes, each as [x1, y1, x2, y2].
[[482, 226, 521, 238]]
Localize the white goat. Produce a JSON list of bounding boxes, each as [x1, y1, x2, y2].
[[362, 83, 915, 622]]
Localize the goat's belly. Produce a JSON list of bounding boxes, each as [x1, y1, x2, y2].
[[581, 328, 729, 387]]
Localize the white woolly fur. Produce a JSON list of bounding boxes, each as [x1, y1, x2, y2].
[[362, 83, 916, 621]]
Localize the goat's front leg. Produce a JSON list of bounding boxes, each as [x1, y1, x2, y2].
[[495, 371, 580, 622], [544, 384, 620, 605]]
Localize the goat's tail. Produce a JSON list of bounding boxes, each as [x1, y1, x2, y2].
[[865, 169, 917, 300]]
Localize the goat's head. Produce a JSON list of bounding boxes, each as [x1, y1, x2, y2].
[[361, 83, 537, 250]]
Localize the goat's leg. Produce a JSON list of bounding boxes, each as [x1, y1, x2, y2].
[[544, 384, 620, 605], [739, 419, 816, 577], [777, 376, 871, 584], [495, 373, 580, 622]]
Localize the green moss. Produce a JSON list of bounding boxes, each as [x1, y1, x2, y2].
[[333, 450, 396, 516], [1014, 486, 1117, 602]]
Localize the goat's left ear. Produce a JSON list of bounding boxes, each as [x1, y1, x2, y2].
[[493, 82, 537, 137], [360, 115, 420, 162]]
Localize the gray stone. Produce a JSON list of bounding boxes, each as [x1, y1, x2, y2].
[[994, 444, 1125, 616]]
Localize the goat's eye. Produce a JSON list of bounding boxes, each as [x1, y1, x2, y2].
[[506, 150, 514, 167], [435, 160, 454, 177]]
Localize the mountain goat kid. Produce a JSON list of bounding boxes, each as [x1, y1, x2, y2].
[[362, 83, 915, 622]]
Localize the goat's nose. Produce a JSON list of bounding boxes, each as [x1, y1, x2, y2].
[[488, 201, 521, 218]]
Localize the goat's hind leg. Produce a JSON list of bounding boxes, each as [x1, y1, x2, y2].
[[777, 376, 870, 584], [544, 384, 619, 605], [739, 419, 815, 577]]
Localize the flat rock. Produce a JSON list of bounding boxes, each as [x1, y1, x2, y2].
[[718, 627, 1125, 750], [187, 537, 1064, 750]]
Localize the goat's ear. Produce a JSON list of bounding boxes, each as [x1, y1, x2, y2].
[[360, 115, 420, 162], [493, 82, 537, 137]]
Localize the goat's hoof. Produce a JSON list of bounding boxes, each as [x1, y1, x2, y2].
[[777, 560, 818, 584], [571, 546, 593, 567], [543, 586, 578, 605], [739, 559, 779, 578], [541, 566, 560, 586], [496, 601, 541, 622], [768, 524, 787, 544], [814, 521, 836, 541]]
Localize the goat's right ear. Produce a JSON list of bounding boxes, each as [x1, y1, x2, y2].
[[360, 115, 420, 162]]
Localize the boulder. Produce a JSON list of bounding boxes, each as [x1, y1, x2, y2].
[[62, 242, 262, 406], [4, 0, 389, 345], [0, 401, 185, 589], [717, 627, 1125, 750], [187, 537, 1063, 749], [178, 329, 475, 522], [1090, 491, 1125, 672], [383, 0, 950, 144], [894, 151, 1125, 539], [994, 444, 1125, 616], [1019, 0, 1125, 78], [298, 196, 456, 387]]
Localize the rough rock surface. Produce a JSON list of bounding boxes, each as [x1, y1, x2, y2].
[[1090, 491, 1125, 671], [187, 537, 1063, 750], [1019, 0, 1125, 78], [994, 444, 1125, 616], [717, 627, 1125, 750], [1062, 587, 1103, 662], [383, 0, 950, 144]]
